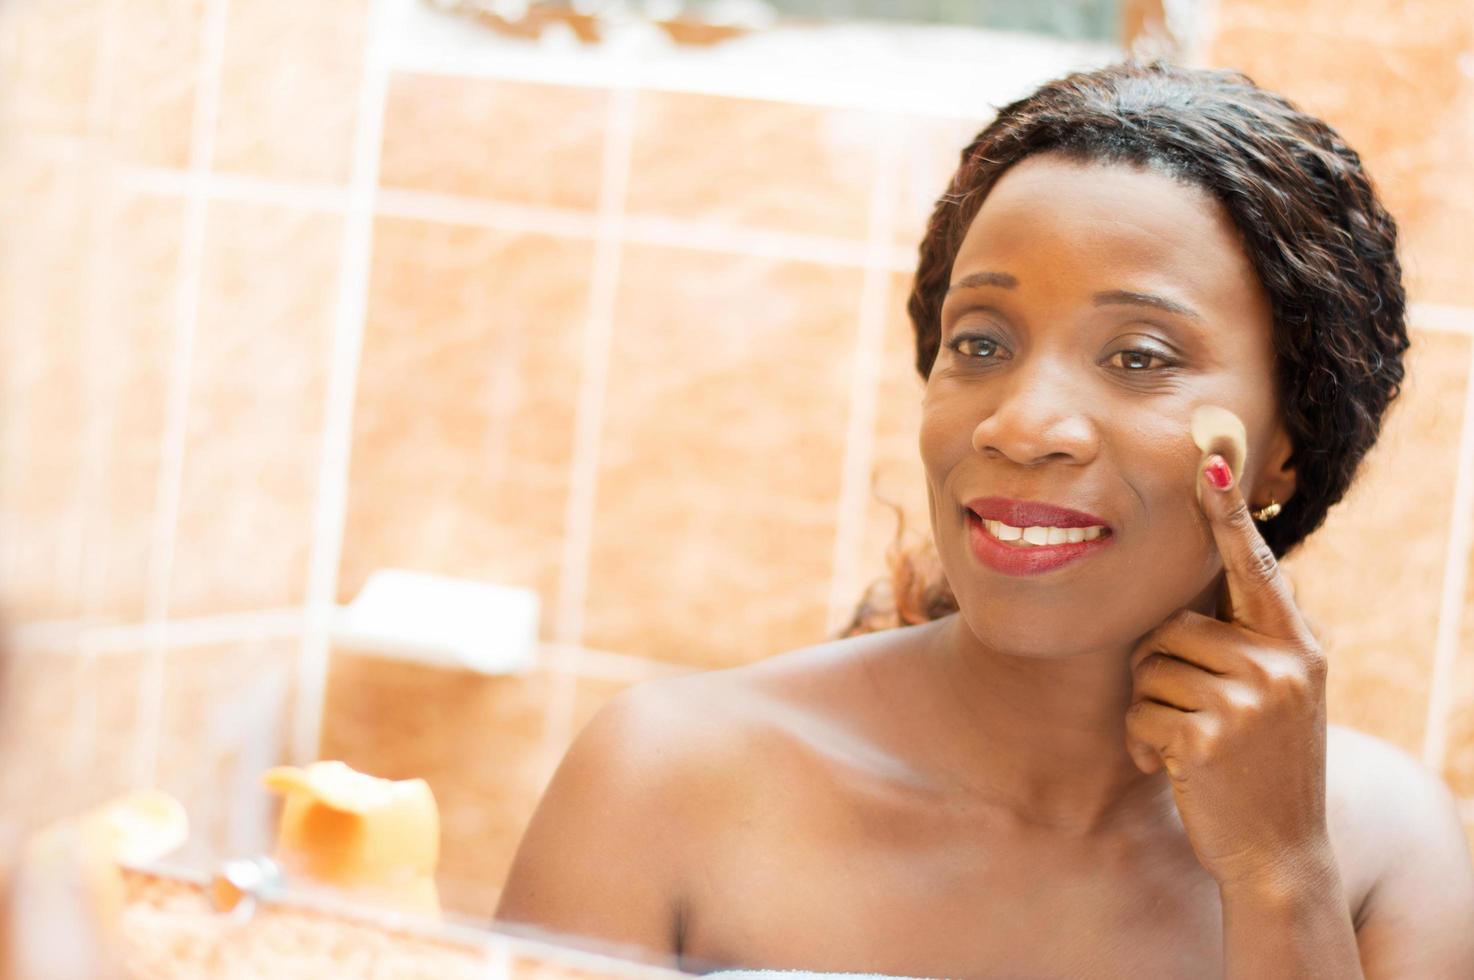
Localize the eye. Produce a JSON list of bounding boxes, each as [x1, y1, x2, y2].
[[1107, 347, 1175, 372], [946, 333, 1006, 360]]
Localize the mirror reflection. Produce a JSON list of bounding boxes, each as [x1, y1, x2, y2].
[[1, 0, 1471, 976]]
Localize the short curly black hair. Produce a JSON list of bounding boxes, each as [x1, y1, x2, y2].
[[910, 60, 1409, 562]]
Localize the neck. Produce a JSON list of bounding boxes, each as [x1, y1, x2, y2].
[[917, 579, 1223, 836]]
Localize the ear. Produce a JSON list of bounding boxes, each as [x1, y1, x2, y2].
[[1254, 424, 1298, 509]]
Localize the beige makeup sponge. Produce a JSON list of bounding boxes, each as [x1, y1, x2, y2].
[[1191, 404, 1247, 505]]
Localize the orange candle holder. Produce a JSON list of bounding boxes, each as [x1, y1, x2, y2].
[[262, 762, 440, 917]]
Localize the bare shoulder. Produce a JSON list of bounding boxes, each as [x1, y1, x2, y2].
[[1325, 724, 1463, 856], [584, 629, 902, 792], [494, 624, 937, 967], [568, 667, 777, 813], [1325, 724, 1474, 976], [493, 658, 804, 930], [493, 672, 750, 966]]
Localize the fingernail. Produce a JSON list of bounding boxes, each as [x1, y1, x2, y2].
[[1203, 454, 1233, 490]]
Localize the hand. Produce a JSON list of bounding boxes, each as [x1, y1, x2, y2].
[[1124, 453, 1333, 892]]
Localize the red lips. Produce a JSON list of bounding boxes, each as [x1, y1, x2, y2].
[[965, 508, 1114, 576], [964, 496, 1111, 530]]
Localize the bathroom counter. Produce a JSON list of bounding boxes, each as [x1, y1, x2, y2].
[[118, 867, 687, 980]]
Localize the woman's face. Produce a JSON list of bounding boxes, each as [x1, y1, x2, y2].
[[920, 153, 1297, 657]]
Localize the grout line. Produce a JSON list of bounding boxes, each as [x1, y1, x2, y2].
[[115, 165, 351, 213], [293, 0, 392, 766], [542, 85, 637, 768], [551, 85, 633, 648], [108, 163, 881, 267], [1422, 337, 1474, 770], [1410, 302, 1474, 337], [16, 617, 684, 681], [824, 117, 902, 636], [539, 642, 697, 683], [15, 607, 309, 656], [376, 186, 598, 237], [106, 607, 306, 654], [132, 0, 230, 789], [622, 214, 870, 267], [0, 133, 95, 163]]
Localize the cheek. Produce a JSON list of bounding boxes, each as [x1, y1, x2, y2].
[[1122, 414, 1218, 554], [918, 393, 973, 539], [918, 390, 972, 476]]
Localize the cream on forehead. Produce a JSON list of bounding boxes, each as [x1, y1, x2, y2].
[[1191, 404, 1247, 503]]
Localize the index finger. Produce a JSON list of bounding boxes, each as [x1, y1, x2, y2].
[[1198, 452, 1308, 642]]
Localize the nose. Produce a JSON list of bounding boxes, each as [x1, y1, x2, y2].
[[970, 357, 1100, 466]]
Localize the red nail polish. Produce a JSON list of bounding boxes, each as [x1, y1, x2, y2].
[[1204, 456, 1233, 490]]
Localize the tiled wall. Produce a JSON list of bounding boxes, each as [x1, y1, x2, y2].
[[1, 0, 1471, 922]]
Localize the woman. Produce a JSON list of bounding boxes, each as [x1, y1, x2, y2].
[[494, 62, 1474, 978]]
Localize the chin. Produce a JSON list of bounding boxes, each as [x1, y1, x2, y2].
[[955, 599, 1110, 660]]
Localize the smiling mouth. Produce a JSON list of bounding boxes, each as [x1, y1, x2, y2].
[[966, 509, 1114, 548]]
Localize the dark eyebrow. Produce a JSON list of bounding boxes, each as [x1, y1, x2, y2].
[[1092, 289, 1204, 323], [946, 271, 1017, 294]]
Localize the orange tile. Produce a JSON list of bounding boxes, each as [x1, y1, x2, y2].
[[625, 92, 884, 239], [1214, 0, 1470, 47], [582, 246, 862, 666], [0, 159, 94, 621], [0, 650, 84, 828], [81, 192, 186, 623], [154, 639, 299, 865], [0, 177, 178, 618], [100, 0, 204, 168], [1208, 27, 1474, 305], [3, 457, 86, 623], [1280, 329, 1471, 754], [337, 219, 591, 628], [168, 202, 340, 617], [78, 650, 145, 789], [0, 646, 143, 832], [213, 0, 367, 183], [318, 649, 559, 917], [379, 73, 607, 210], [1402, 158, 1474, 307], [0, 0, 101, 140]]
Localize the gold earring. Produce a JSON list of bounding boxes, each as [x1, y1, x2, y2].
[[1252, 495, 1282, 521]]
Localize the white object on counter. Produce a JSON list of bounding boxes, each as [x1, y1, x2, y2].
[[333, 569, 539, 674]]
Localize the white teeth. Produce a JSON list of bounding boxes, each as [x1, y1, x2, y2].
[[979, 517, 1107, 546], [986, 520, 1022, 541]]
